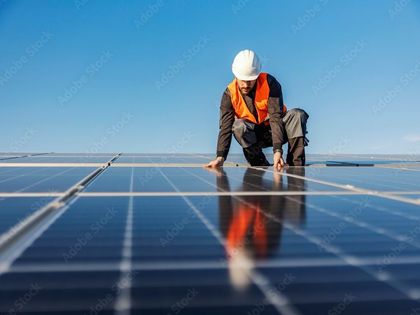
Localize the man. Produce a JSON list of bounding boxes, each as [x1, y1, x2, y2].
[[205, 49, 309, 170]]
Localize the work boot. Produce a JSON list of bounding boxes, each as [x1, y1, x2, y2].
[[286, 137, 306, 166]]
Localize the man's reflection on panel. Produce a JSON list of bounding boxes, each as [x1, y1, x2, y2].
[[209, 167, 307, 290]]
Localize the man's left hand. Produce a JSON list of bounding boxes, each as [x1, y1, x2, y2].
[[273, 151, 285, 171]]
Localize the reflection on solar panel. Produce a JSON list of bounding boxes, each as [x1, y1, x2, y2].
[[0, 153, 420, 314]]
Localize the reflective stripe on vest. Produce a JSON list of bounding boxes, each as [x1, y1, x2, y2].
[[227, 72, 287, 124]]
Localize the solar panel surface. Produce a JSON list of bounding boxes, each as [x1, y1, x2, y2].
[[0, 153, 420, 315]]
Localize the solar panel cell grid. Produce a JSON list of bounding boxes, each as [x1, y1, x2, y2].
[[0, 156, 116, 163], [304, 167, 420, 191], [12, 198, 127, 265], [0, 153, 420, 314], [0, 167, 97, 192]]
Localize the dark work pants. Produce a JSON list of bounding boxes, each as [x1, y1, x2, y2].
[[232, 108, 309, 166]]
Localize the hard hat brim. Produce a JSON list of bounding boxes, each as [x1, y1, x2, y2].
[[232, 69, 260, 81]]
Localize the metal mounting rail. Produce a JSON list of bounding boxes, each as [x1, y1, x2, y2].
[[0, 152, 51, 161]]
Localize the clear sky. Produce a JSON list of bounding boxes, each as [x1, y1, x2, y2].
[[1, 0, 419, 155]]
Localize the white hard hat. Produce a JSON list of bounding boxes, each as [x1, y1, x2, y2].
[[232, 49, 262, 81]]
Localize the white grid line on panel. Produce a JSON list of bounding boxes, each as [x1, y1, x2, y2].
[[8, 255, 420, 273], [114, 165, 135, 315], [1, 192, 420, 198]]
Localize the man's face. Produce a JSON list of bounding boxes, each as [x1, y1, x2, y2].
[[237, 79, 257, 95]]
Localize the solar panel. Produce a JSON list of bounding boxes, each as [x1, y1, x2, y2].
[[114, 156, 213, 163], [0, 167, 97, 192], [304, 167, 420, 192], [0, 153, 420, 315], [1, 156, 115, 164], [85, 167, 344, 193]]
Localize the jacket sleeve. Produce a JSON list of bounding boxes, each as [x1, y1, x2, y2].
[[216, 89, 235, 159], [267, 74, 286, 154]]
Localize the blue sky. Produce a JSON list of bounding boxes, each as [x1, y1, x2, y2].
[[1, 0, 419, 155]]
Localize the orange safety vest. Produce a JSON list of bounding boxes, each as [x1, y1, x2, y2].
[[227, 72, 287, 125]]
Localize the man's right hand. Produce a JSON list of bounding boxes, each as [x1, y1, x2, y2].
[[273, 151, 285, 171], [205, 156, 225, 168]]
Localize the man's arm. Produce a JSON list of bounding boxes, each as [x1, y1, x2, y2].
[[205, 89, 235, 168], [267, 74, 286, 170], [267, 74, 286, 154], [216, 89, 235, 159]]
